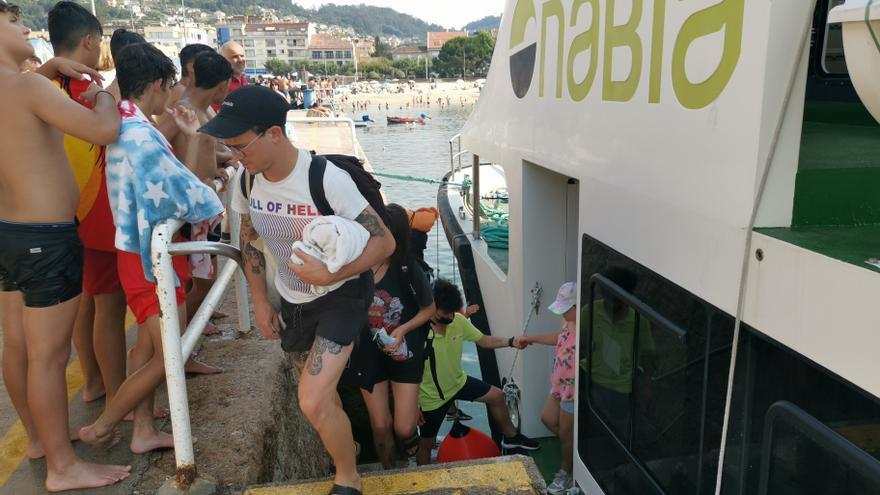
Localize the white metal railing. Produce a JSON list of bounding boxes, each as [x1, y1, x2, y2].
[[150, 167, 249, 491], [449, 133, 468, 176]]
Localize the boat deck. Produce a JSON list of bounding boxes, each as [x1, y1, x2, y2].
[[759, 115, 880, 273], [755, 225, 880, 273]]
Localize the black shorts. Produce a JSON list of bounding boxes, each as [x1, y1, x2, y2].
[[419, 375, 492, 439], [349, 328, 426, 392], [0, 220, 83, 308], [279, 272, 374, 353]]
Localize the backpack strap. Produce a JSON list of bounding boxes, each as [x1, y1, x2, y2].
[[424, 329, 445, 401], [399, 263, 419, 301], [308, 154, 334, 216], [239, 169, 256, 200]]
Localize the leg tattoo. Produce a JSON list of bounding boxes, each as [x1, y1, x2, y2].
[[307, 337, 342, 376]]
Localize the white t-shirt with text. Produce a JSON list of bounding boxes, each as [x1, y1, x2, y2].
[[231, 149, 369, 304]]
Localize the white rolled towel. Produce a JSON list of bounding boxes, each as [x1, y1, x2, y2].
[[290, 215, 370, 295]]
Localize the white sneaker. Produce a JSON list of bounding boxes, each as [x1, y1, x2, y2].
[[547, 469, 573, 495]]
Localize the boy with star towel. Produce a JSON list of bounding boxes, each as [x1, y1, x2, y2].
[[80, 43, 223, 454]]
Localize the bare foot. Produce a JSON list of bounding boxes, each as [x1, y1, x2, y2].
[[45, 460, 131, 492], [202, 322, 222, 335], [78, 424, 121, 450], [26, 440, 44, 460], [81, 382, 106, 403], [123, 405, 170, 422], [29, 426, 82, 459], [185, 357, 223, 375], [130, 429, 175, 454]]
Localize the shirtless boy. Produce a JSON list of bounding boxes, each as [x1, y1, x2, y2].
[[0, 2, 131, 491], [165, 43, 213, 108], [79, 42, 224, 456], [48, 0, 128, 409], [166, 50, 233, 338]]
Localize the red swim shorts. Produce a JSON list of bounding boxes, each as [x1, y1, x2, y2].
[[82, 248, 122, 296], [117, 250, 189, 324]]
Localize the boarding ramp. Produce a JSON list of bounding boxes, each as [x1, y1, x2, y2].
[[244, 455, 546, 495]]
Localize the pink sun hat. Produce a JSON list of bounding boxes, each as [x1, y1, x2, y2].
[[548, 282, 577, 315]]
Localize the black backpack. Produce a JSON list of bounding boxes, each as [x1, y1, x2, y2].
[[239, 152, 391, 226]]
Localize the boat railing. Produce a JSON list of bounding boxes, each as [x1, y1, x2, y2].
[[449, 133, 468, 176], [288, 116, 359, 157], [149, 167, 250, 492]]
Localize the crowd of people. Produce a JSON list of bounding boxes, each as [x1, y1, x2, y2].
[[0, 2, 582, 494]]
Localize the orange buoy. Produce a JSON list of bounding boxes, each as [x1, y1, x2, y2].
[[436, 421, 501, 463]]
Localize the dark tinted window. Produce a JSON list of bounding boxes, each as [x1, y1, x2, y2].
[[577, 235, 733, 495], [721, 332, 880, 495]]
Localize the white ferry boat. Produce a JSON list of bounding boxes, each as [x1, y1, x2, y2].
[[440, 1, 880, 493]]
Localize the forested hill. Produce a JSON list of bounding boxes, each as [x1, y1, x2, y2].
[[188, 1, 445, 37], [301, 4, 444, 38], [16, 0, 444, 38], [463, 15, 501, 32]]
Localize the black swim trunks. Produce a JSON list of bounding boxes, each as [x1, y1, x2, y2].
[[419, 376, 492, 439], [0, 220, 83, 308], [279, 272, 374, 353]]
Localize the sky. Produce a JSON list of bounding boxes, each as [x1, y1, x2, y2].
[[293, 0, 507, 29]]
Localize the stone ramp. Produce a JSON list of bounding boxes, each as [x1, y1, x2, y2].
[[244, 455, 547, 495]]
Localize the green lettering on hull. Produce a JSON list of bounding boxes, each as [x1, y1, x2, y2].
[[603, 0, 643, 102], [672, 0, 745, 109], [567, 0, 600, 102], [540, 0, 566, 97]]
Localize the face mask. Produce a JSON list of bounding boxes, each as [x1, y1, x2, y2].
[[435, 315, 454, 325]]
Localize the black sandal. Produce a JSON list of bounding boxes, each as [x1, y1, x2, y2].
[[328, 484, 363, 495], [401, 432, 421, 457]]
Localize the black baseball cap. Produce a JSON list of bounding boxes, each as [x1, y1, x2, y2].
[[198, 85, 289, 139]]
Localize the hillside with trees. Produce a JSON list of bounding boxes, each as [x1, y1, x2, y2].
[[16, 0, 444, 38], [463, 15, 501, 32]]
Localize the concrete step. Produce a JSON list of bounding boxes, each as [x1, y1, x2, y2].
[[244, 455, 546, 495]]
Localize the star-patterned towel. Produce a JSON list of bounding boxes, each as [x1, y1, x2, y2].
[[106, 100, 224, 283]]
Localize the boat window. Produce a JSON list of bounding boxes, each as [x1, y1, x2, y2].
[[821, 0, 848, 75], [757, 401, 880, 495], [720, 330, 880, 494], [577, 235, 733, 495]]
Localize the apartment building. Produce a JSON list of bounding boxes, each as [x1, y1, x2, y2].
[[308, 33, 355, 67], [219, 21, 313, 75], [143, 24, 216, 54]]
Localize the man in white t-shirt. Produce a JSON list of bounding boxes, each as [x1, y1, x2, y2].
[[200, 86, 394, 495]]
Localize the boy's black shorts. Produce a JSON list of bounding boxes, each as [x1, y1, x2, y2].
[[0, 220, 83, 308]]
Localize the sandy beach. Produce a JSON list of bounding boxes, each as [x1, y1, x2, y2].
[[332, 81, 483, 112]]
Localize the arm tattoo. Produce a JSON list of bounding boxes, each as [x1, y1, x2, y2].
[[354, 208, 385, 237], [239, 214, 265, 275], [307, 337, 343, 376], [240, 214, 259, 242], [244, 243, 266, 275]]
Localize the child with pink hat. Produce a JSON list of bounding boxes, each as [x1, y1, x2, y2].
[[519, 281, 578, 494]]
